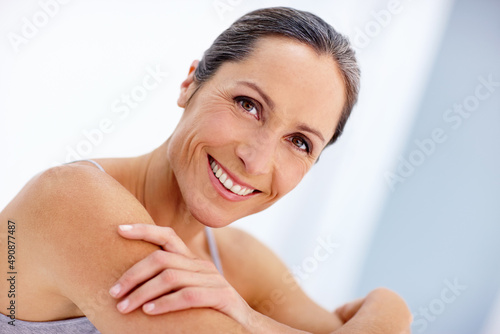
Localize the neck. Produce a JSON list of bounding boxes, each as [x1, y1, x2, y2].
[[110, 140, 205, 245]]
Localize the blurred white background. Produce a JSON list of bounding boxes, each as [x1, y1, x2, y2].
[[1, 1, 499, 333]]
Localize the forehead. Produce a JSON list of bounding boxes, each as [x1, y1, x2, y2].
[[210, 36, 346, 143]]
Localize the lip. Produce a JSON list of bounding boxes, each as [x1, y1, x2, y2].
[[207, 155, 259, 202]]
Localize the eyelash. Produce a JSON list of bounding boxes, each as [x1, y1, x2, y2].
[[235, 96, 260, 120], [234, 96, 312, 154], [288, 135, 311, 154]]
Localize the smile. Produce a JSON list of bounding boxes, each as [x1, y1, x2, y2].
[[208, 156, 257, 197]]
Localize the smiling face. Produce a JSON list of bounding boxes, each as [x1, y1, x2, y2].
[[167, 36, 346, 227]]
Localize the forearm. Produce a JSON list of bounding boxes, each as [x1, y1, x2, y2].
[[94, 308, 253, 334], [245, 311, 310, 334], [331, 288, 412, 334], [216, 288, 410, 334], [240, 303, 354, 334]]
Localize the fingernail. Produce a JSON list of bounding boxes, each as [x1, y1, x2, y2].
[[119, 225, 133, 231], [117, 299, 129, 312], [144, 303, 155, 313], [109, 283, 121, 297]]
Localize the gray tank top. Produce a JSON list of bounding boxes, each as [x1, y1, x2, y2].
[[0, 160, 224, 333]]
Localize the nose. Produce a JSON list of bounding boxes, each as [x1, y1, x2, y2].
[[235, 129, 277, 176]]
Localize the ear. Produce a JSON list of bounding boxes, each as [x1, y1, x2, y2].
[[177, 60, 200, 108]]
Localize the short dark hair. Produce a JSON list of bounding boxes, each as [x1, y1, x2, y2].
[[194, 6, 360, 146]]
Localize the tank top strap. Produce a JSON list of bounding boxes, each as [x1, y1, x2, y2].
[[66, 159, 106, 173], [205, 227, 224, 275]]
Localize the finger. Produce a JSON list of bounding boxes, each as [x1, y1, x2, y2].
[[334, 297, 364, 323], [110, 250, 216, 299], [118, 224, 193, 256], [116, 269, 224, 314], [141, 286, 231, 315]]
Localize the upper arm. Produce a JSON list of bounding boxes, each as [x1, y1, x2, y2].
[[23, 165, 248, 334], [219, 228, 343, 334]]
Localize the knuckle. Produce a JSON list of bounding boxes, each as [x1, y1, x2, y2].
[[151, 250, 168, 265], [163, 226, 175, 238], [159, 227, 176, 244], [160, 269, 177, 284], [181, 289, 199, 303]]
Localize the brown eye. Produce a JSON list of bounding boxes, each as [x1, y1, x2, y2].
[[290, 136, 310, 152], [241, 100, 254, 111], [236, 97, 259, 118]]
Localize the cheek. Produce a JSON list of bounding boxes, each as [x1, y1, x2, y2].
[[192, 98, 243, 144], [170, 102, 236, 157], [274, 154, 311, 197]]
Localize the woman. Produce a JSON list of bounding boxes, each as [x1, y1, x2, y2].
[[0, 7, 411, 333]]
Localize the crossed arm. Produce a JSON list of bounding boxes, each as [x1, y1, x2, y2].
[[17, 165, 411, 333], [110, 224, 412, 334]]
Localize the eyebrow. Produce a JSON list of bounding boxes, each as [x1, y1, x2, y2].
[[236, 81, 275, 111], [297, 123, 325, 144], [236, 80, 326, 144]]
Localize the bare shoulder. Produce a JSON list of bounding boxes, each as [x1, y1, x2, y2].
[[0, 164, 153, 319], [214, 226, 264, 252], [213, 227, 295, 306], [214, 227, 343, 332], [23, 163, 147, 222], [2, 163, 153, 268], [3, 163, 144, 219], [214, 227, 275, 271], [24, 163, 156, 269], [214, 227, 282, 267], [0, 165, 247, 333]]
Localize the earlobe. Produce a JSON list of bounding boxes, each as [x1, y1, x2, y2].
[[177, 60, 200, 108]]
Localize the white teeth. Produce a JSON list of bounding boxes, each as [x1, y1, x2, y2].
[[209, 157, 256, 196], [219, 173, 227, 183], [223, 179, 233, 190]]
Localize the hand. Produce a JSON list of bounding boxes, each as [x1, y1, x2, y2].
[[108, 224, 254, 327], [334, 288, 412, 334], [334, 297, 364, 324]]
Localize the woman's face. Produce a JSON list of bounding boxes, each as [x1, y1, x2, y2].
[[168, 36, 346, 227]]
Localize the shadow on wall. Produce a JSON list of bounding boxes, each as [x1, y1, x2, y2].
[[355, 0, 500, 333]]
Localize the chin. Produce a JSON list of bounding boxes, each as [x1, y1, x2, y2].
[[189, 206, 233, 228]]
